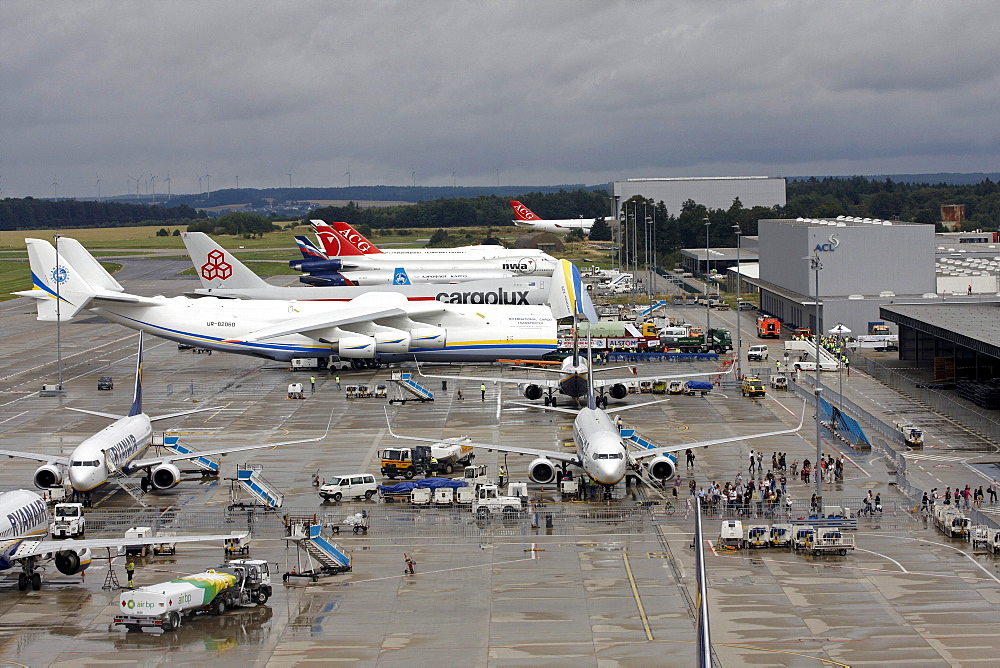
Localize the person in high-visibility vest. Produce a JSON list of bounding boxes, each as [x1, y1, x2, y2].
[[125, 559, 136, 588], [480, 384, 486, 401]]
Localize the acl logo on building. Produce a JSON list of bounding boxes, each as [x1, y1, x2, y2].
[[814, 233, 840, 252], [200, 250, 232, 280]]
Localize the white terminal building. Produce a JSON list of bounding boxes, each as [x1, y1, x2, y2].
[[609, 176, 787, 218]]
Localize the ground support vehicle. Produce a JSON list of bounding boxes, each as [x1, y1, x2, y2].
[[559, 477, 580, 500], [319, 474, 378, 502], [748, 345, 769, 361], [114, 559, 272, 632], [472, 484, 525, 519], [741, 378, 766, 398], [770, 375, 788, 390], [289, 357, 321, 371], [745, 524, 770, 548], [811, 529, 855, 556], [934, 505, 971, 539], [659, 326, 733, 354], [224, 532, 250, 556], [893, 419, 924, 449], [756, 317, 780, 338], [286, 383, 304, 399], [123, 527, 178, 557], [792, 526, 816, 551], [327, 512, 369, 535], [718, 520, 744, 549], [97, 376, 114, 390], [48, 503, 85, 538], [152, 532, 177, 556], [769, 524, 793, 547], [978, 528, 1000, 553], [377, 478, 471, 504], [380, 440, 475, 479], [683, 381, 713, 396], [792, 507, 858, 531]]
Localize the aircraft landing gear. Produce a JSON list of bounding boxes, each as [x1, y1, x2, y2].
[[31, 573, 41, 591], [17, 573, 27, 591], [18, 558, 40, 591], [140, 477, 150, 493]]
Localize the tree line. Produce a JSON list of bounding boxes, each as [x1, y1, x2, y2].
[[0, 197, 205, 231]]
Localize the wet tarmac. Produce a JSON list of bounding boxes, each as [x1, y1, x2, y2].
[[1, 259, 1000, 665]]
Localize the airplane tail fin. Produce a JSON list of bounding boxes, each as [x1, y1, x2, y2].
[[331, 221, 382, 254], [510, 201, 541, 222], [181, 232, 269, 289], [548, 259, 598, 323], [129, 332, 144, 417], [58, 238, 124, 293], [311, 220, 366, 257], [14, 238, 99, 321], [294, 235, 328, 260], [393, 268, 412, 285]]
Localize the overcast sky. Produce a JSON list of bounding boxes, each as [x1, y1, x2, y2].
[[3, 1, 999, 199]]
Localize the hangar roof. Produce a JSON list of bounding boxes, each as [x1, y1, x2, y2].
[[880, 302, 1000, 359]]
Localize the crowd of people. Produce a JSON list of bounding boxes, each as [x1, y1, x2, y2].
[[920, 480, 998, 513]]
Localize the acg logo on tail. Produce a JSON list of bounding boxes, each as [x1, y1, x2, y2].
[[335, 228, 371, 252]]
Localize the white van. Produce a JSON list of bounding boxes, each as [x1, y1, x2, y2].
[[748, 345, 769, 361], [319, 474, 378, 502]]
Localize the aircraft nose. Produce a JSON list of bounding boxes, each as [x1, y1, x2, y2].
[[68, 466, 97, 491], [598, 459, 626, 485]]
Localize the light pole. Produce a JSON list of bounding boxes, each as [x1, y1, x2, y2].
[[53, 234, 66, 395], [704, 217, 711, 339], [828, 323, 851, 412], [810, 253, 823, 511], [734, 223, 743, 378]]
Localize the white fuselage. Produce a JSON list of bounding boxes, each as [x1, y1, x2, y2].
[[334, 267, 548, 286], [0, 490, 49, 571], [66, 414, 153, 492], [85, 297, 557, 362], [197, 276, 552, 304], [327, 254, 560, 275], [572, 408, 629, 486], [558, 356, 590, 398], [351, 245, 551, 260]]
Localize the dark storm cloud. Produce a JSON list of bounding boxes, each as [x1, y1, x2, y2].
[[2, 0, 999, 198]]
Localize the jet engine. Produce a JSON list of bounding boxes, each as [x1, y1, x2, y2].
[[151, 463, 181, 489], [288, 259, 344, 273], [33, 464, 63, 489], [299, 273, 353, 287], [522, 384, 543, 401], [338, 335, 377, 358], [55, 546, 93, 575], [408, 326, 446, 350], [645, 455, 677, 482], [374, 331, 411, 354], [609, 384, 628, 400], [527, 457, 558, 485]]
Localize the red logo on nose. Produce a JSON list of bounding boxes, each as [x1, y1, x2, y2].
[[200, 250, 232, 280]]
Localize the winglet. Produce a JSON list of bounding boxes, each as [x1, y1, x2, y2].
[[128, 332, 144, 417]]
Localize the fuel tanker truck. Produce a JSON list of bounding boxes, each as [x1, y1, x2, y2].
[[113, 559, 272, 632]]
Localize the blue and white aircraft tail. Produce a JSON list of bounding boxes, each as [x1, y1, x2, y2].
[[392, 268, 412, 285], [294, 235, 328, 261]]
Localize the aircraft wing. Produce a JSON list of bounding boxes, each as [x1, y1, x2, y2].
[[417, 365, 563, 390], [131, 408, 337, 469], [631, 403, 807, 461], [592, 366, 730, 389], [65, 407, 126, 420], [385, 412, 580, 464], [0, 449, 69, 466], [237, 297, 448, 342], [12, 532, 249, 560]]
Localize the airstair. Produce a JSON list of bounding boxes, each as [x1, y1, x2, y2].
[[284, 524, 352, 580], [635, 300, 668, 319], [389, 371, 434, 404], [230, 464, 284, 509], [158, 434, 220, 475], [114, 473, 148, 506]]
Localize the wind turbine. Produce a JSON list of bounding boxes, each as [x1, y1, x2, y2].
[[150, 174, 157, 204], [452, 171, 456, 188], [51, 178, 58, 201], [96, 176, 101, 201], [197, 175, 204, 195], [344, 163, 351, 187], [411, 170, 415, 187], [287, 172, 292, 188], [235, 174, 239, 191], [204, 172, 211, 198], [164, 173, 171, 201]]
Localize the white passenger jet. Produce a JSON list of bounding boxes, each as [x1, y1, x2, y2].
[[509, 201, 616, 235], [388, 264, 804, 490], [13, 237, 558, 363], [0, 488, 248, 591], [0, 333, 332, 495], [182, 231, 555, 304]]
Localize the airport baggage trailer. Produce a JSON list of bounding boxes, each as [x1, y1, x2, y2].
[[937, 510, 971, 539], [433, 487, 455, 506], [411, 488, 432, 505], [745, 524, 770, 548], [769, 523, 794, 547], [811, 529, 855, 556], [718, 520, 744, 549], [971, 526, 993, 549], [983, 528, 1000, 554], [792, 526, 815, 551], [152, 532, 177, 556], [114, 559, 271, 632]]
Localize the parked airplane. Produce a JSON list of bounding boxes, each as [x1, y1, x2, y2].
[[0, 487, 247, 591], [295, 220, 559, 277], [0, 333, 332, 495], [510, 201, 616, 235], [389, 265, 805, 489], [14, 237, 558, 363], [182, 232, 554, 304]]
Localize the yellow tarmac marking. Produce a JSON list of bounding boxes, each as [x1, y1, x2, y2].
[[622, 552, 653, 641]]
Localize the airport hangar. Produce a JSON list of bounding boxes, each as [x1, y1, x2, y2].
[[609, 175, 786, 218]]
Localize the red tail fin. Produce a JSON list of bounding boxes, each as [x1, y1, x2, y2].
[[331, 222, 382, 254], [510, 201, 541, 221], [310, 220, 365, 256]]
